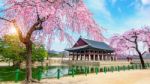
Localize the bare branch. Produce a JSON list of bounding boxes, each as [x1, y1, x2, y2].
[[142, 51, 146, 55], [0, 17, 11, 22], [123, 36, 135, 43], [131, 46, 136, 49], [11, 20, 25, 43], [0, 17, 25, 43], [41, 0, 58, 4]]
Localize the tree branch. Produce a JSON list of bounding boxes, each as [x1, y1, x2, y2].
[[142, 51, 146, 55], [0, 17, 25, 43], [0, 17, 11, 22], [12, 20, 25, 43], [123, 36, 135, 43]]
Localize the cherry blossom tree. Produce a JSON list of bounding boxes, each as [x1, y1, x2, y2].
[[0, 0, 104, 83], [110, 27, 150, 69]]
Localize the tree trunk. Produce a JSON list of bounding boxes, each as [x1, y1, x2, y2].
[[25, 42, 32, 83], [135, 45, 145, 69], [135, 36, 145, 69], [138, 52, 145, 69]]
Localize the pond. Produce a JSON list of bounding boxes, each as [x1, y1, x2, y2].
[[41, 66, 100, 79], [1, 63, 145, 81], [42, 66, 69, 78], [0, 65, 98, 81]]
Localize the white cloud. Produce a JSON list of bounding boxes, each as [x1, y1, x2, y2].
[[123, 0, 150, 29], [88, 0, 110, 16], [85, 0, 112, 21], [141, 0, 150, 5], [123, 8, 150, 30]]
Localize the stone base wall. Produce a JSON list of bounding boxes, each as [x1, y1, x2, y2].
[[62, 60, 130, 67], [19, 58, 150, 68]]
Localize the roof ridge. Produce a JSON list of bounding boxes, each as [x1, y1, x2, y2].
[[81, 38, 92, 46], [81, 38, 104, 43]]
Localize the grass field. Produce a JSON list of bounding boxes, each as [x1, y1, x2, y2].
[[0, 66, 42, 81]]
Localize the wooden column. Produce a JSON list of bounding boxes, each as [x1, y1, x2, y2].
[[106, 53, 109, 61], [108, 53, 111, 61], [104, 52, 106, 61], [76, 52, 78, 60], [112, 54, 115, 61], [88, 55, 90, 61], [69, 52, 70, 61], [103, 52, 105, 61], [88, 50, 91, 61], [110, 53, 112, 61], [98, 55, 100, 61], [93, 51, 95, 61], [105, 55, 107, 61], [84, 51, 86, 61], [101, 51, 103, 61], [80, 51, 82, 60], [84, 54, 86, 61], [72, 52, 74, 60], [100, 54, 102, 60]]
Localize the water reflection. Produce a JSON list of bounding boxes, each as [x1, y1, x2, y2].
[[41, 66, 100, 78], [42, 66, 69, 78]]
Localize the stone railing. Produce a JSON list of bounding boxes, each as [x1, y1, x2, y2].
[[62, 60, 130, 67]]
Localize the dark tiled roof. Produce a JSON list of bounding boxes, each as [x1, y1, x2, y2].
[[65, 45, 89, 51], [82, 38, 114, 51], [65, 38, 114, 52]]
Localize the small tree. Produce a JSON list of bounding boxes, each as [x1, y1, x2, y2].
[[110, 27, 150, 69], [32, 45, 48, 64], [0, 35, 25, 67], [0, 35, 48, 68]]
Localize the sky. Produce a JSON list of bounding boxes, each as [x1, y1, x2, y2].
[[0, 0, 150, 51], [84, 0, 150, 37], [53, 0, 150, 51]]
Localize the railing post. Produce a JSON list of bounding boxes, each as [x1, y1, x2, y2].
[[87, 67, 89, 73], [135, 64, 137, 69], [115, 66, 118, 71], [117, 66, 120, 72], [38, 68, 42, 81], [123, 65, 126, 71], [71, 68, 75, 77], [84, 67, 87, 76], [132, 65, 134, 70], [95, 67, 98, 75], [15, 69, 19, 83], [111, 66, 114, 72], [148, 63, 150, 68], [104, 67, 107, 74], [128, 65, 130, 70], [57, 69, 60, 79]]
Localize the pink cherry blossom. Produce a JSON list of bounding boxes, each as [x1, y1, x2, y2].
[[0, 0, 104, 49]]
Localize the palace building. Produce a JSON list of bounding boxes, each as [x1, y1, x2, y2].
[[66, 38, 116, 61]]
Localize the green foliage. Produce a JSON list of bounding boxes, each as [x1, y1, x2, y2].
[[48, 53, 63, 57], [0, 35, 48, 64], [32, 45, 48, 62], [0, 35, 25, 63], [0, 66, 42, 81]]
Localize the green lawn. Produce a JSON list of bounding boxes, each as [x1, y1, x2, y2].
[[0, 66, 42, 81]]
